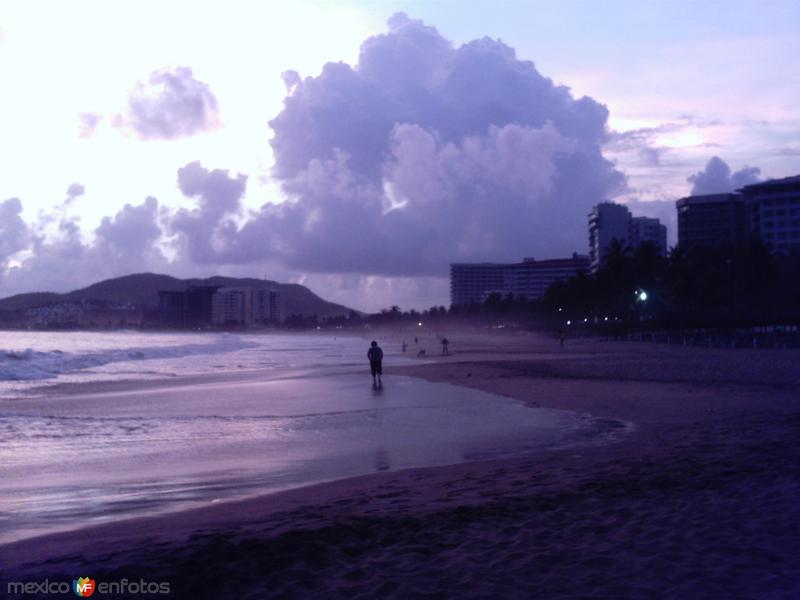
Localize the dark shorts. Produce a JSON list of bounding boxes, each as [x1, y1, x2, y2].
[[370, 360, 382, 376]]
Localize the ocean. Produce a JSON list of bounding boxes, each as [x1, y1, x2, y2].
[[0, 331, 628, 544]]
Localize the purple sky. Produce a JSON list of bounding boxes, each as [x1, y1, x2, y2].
[[0, 2, 798, 311]]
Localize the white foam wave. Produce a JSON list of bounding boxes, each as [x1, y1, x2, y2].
[[0, 335, 257, 381]]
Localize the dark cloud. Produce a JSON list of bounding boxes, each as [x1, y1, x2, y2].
[[121, 67, 220, 140], [176, 13, 624, 275], [687, 156, 762, 195]]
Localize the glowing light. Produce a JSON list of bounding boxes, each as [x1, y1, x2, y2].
[[566, 320, 572, 326], [656, 128, 704, 149], [638, 291, 648, 302], [418, 322, 423, 327]]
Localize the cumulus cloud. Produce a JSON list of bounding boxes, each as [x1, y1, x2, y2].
[[2, 14, 631, 306], [95, 196, 165, 270], [78, 112, 102, 139], [4, 197, 167, 293], [0, 198, 30, 267], [173, 13, 624, 276], [687, 156, 762, 195], [64, 182, 85, 206], [170, 161, 247, 263], [119, 67, 220, 140], [66, 183, 85, 198]]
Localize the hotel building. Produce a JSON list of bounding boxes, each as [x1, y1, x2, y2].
[[450, 254, 590, 306]]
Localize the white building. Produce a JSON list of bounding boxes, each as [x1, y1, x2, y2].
[[211, 287, 282, 325], [588, 202, 668, 271], [631, 216, 668, 256], [588, 203, 633, 272]]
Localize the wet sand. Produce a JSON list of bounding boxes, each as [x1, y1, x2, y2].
[[3, 331, 800, 599]]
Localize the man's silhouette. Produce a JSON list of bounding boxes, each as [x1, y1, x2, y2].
[[367, 340, 383, 388]]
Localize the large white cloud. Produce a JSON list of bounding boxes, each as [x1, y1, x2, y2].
[[117, 67, 220, 140], [1, 13, 632, 309], [171, 13, 625, 276], [0, 198, 30, 271]]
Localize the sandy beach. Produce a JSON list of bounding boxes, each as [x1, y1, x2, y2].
[[3, 330, 800, 599]]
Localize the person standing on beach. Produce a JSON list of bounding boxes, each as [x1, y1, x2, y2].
[[368, 340, 383, 388], [441, 337, 449, 356]]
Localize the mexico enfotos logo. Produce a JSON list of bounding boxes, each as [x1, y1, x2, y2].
[[7, 577, 170, 596]]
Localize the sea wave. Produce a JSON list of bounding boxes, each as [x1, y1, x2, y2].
[[0, 335, 258, 381]]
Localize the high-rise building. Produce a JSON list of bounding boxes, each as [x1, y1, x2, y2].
[[589, 203, 631, 271], [449, 264, 505, 306], [211, 287, 252, 325], [739, 175, 800, 255], [211, 287, 282, 325], [631, 216, 668, 256], [157, 285, 220, 327], [676, 193, 748, 251], [588, 203, 668, 271], [450, 254, 589, 306]]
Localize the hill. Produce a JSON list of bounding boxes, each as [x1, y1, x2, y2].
[[0, 273, 354, 319]]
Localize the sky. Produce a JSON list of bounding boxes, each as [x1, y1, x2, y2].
[[0, 0, 798, 312]]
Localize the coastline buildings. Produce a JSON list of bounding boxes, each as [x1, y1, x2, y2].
[[588, 203, 667, 271], [211, 287, 282, 325], [676, 175, 800, 254], [739, 175, 800, 255], [158, 286, 220, 328], [676, 193, 747, 251], [159, 285, 282, 327], [631, 216, 669, 255], [450, 254, 589, 306]]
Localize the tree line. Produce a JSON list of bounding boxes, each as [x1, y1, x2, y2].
[[287, 240, 800, 333]]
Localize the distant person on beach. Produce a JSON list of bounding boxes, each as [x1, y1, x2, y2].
[[441, 337, 449, 356], [402, 341, 407, 353], [367, 340, 383, 387], [414, 336, 418, 344], [558, 328, 566, 348]]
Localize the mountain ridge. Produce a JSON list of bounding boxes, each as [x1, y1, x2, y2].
[[0, 273, 355, 318]]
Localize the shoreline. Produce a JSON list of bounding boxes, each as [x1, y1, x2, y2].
[[3, 333, 800, 597]]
